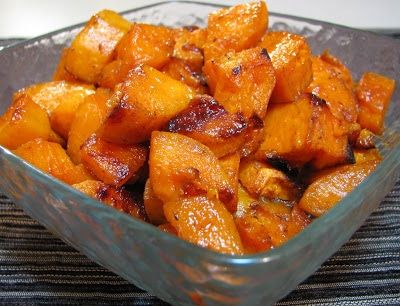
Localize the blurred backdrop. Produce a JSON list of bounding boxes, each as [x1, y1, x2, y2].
[[0, 0, 399, 38]]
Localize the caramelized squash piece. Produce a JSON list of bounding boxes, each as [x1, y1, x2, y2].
[[320, 50, 354, 90], [0, 95, 51, 149], [204, 1, 268, 62], [356, 72, 395, 135], [219, 152, 241, 208], [14, 139, 93, 185], [173, 27, 207, 71], [166, 95, 248, 157], [239, 158, 299, 201], [161, 58, 208, 94], [164, 196, 244, 255], [256, 94, 353, 169], [307, 56, 358, 126], [258, 31, 312, 103], [81, 135, 148, 187], [143, 179, 166, 225], [99, 23, 175, 88], [67, 88, 113, 164], [13, 81, 95, 115], [353, 128, 375, 149], [203, 47, 276, 118], [149, 131, 237, 212], [64, 10, 131, 83], [53, 48, 81, 83], [73, 180, 146, 220], [235, 201, 311, 253], [353, 148, 382, 164], [299, 159, 380, 217], [99, 65, 195, 144]]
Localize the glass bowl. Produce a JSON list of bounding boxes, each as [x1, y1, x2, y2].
[[0, 2, 399, 305]]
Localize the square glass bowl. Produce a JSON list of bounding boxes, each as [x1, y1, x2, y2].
[[0, 2, 399, 305]]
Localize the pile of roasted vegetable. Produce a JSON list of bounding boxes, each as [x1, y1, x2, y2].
[[0, 1, 395, 255]]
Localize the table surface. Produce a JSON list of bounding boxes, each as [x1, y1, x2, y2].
[[0, 31, 400, 306]]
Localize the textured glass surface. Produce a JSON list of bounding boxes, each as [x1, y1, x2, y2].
[[0, 2, 399, 305]]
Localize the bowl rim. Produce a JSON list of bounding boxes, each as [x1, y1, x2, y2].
[[0, 0, 399, 266]]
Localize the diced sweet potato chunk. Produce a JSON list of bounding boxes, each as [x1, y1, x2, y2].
[[204, 1, 268, 61], [353, 148, 382, 164], [299, 159, 380, 217], [235, 200, 311, 253], [320, 50, 354, 90], [149, 131, 237, 212], [73, 180, 146, 220], [356, 72, 395, 135], [0, 95, 51, 149], [166, 95, 248, 157], [161, 58, 208, 94], [144, 179, 166, 225], [53, 48, 80, 83], [164, 196, 244, 255], [67, 88, 113, 163], [239, 158, 299, 201], [14, 139, 93, 185], [81, 135, 148, 187], [353, 128, 375, 149], [203, 47, 276, 118], [307, 56, 358, 125], [219, 152, 241, 207], [13, 81, 95, 115], [173, 28, 207, 71], [256, 94, 353, 169], [116, 23, 175, 69], [64, 10, 131, 83], [258, 31, 312, 103], [99, 65, 195, 144]]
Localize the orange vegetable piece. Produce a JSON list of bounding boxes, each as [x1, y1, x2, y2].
[[256, 93, 353, 169], [166, 95, 249, 158], [64, 10, 131, 83], [67, 88, 113, 164], [258, 31, 313, 103], [73, 180, 146, 220], [173, 27, 207, 71], [286, 204, 311, 239], [299, 159, 380, 217], [0, 95, 51, 149], [307, 56, 358, 125], [203, 47, 276, 119], [144, 179, 166, 225], [320, 50, 354, 90], [356, 72, 395, 135], [14, 139, 93, 185], [164, 196, 244, 255], [98, 65, 195, 144], [80, 135, 148, 187], [149, 131, 237, 212], [204, 1, 268, 62], [53, 48, 81, 83]]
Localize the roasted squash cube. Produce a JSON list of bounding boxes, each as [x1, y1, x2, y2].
[[99, 65, 195, 144], [143, 179, 166, 225], [258, 31, 312, 103], [256, 94, 353, 169], [13, 81, 95, 115], [161, 58, 208, 94], [239, 158, 299, 201], [203, 47, 275, 118], [299, 159, 380, 217], [14, 139, 93, 185], [149, 131, 237, 212], [164, 196, 244, 255], [81, 135, 148, 187], [0, 95, 51, 149], [53, 48, 80, 83], [73, 180, 146, 220], [166, 95, 248, 157], [219, 152, 241, 208], [64, 10, 131, 83], [307, 56, 358, 125], [204, 1, 268, 61], [173, 27, 207, 71], [67, 88, 113, 163], [320, 50, 354, 90], [356, 72, 395, 135]]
